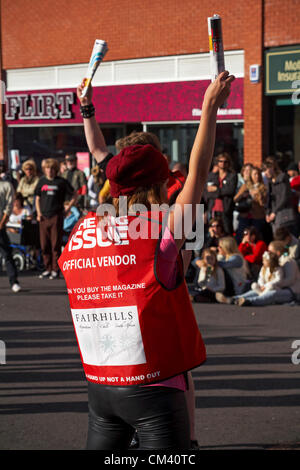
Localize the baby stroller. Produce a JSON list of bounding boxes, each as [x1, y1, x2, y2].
[[3, 219, 42, 272]]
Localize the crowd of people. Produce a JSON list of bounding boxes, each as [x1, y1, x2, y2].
[[189, 153, 300, 307], [1, 132, 300, 306], [1, 71, 300, 452]]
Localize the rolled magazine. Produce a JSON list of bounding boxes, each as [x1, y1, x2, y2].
[[207, 14, 227, 108], [80, 39, 108, 98]]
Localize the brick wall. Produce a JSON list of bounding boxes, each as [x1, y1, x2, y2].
[[1, 0, 253, 68], [264, 0, 300, 47]]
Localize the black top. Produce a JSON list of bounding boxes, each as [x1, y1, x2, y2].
[[35, 176, 74, 218], [97, 153, 114, 177]]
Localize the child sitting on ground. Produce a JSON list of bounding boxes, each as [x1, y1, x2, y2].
[[190, 248, 225, 302]]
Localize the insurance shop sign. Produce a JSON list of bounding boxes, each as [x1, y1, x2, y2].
[[265, 46, 300, 95]]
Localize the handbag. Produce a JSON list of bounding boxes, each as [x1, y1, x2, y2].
[[275, 207, 296, 228], [234, 197, 252, 213]]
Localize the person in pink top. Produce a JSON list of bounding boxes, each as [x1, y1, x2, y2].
[[74, 70, 234, 450]]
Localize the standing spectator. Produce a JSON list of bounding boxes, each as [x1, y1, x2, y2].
[[238, 226, 267, 280], [234, 163, 254, 243], [35, 158, 77, 279], [264, 156, 297, 234], [204, 152, 237, 235], [286, 163, 300, 236], [16, 159, 39, 210], [0, 160, 19, 189], [216, 236, 248, 299], [59, 160, 67, 176], [87, 165, 105, 209], [0, 176, 21, 292], [62, 154, 87, 210], [248, 166, 268, 235]]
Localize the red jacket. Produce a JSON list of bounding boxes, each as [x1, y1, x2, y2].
[[239, 240, 267, 264], [167, 170, 185, 201]]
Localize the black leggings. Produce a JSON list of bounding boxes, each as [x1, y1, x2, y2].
[[86, 382, 190, 450]]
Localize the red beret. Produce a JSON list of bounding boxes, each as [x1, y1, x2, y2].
[[106, 144, 169, 197]]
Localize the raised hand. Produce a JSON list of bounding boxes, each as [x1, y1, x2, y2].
[[77, 79, 93, 106]]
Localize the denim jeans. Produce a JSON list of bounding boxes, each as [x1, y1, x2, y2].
[[234, 288, 293, 306]]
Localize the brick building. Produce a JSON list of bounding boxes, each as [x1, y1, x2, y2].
[[0, 0, 299, 172]]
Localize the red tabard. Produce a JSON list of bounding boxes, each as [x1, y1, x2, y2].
[[58, 211, 206, 386]]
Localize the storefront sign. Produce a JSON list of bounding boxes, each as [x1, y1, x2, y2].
[[5, 91, 74, 120], [5, 79, 243, 125], [265, 47, 300, 95]]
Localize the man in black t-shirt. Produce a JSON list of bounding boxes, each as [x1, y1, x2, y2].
[[35, 158, 77, 279]]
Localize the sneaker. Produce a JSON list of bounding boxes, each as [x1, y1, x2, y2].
[[49, 271, 59, 279], [215, 292, 233, 304], [39, 271, 50, 279], [11, 283, 21, 293]]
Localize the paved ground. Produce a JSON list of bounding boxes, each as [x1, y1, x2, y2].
[[0, 271, 300, 450]]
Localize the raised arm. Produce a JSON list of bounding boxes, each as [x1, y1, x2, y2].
[[77, 81, 109, 163], [169, 71, 235, 251]]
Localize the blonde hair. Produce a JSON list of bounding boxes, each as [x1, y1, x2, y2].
[[241, 163, 253, 181], [219, 236, 241, 258], [22, 159, 37, 175], [262, 251, 279, 281], [42, 158, 60, 176], [115, 131, 161, 152], [201, 248, 218, 277]]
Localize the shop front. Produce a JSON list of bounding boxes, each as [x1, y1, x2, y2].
[[5, 53, 244, 172], [265, 45, 300, 167]]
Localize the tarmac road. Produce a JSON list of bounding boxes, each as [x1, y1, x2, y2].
[[0, 272, 300, 450]]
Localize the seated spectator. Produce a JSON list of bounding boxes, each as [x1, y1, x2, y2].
[[16, 159, 39, 210], [268, 240, 300, 302], [228, 241, 300, 306], [223, 250, 284, 306], [6, 193, 32, 233], [274, 226, 300, 269], [215, 236, 249, 298], [204, 217, 227, 250], [189, 248, 225, 303], [62, 202, 81, 245], [238, 226, 267, 279]]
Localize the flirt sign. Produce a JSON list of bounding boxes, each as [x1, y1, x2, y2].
[[5, 91, 74, 120]]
